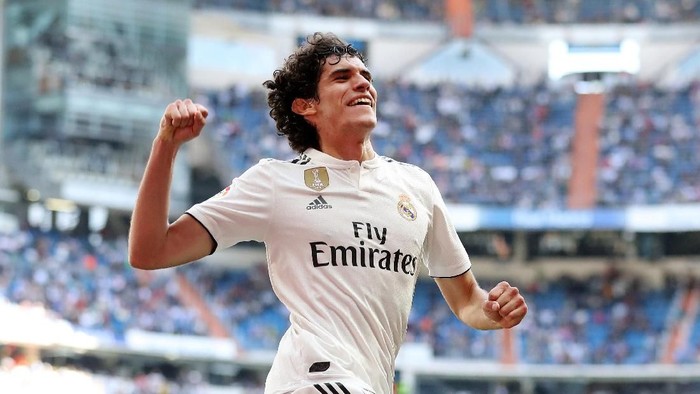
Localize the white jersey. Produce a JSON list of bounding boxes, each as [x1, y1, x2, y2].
[[187, 148, 471, 394]]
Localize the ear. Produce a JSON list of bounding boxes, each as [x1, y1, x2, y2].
[[292, 98, 317, 116]]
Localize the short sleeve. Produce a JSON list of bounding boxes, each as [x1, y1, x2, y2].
[[423, 176, 471, 278], [186, 161, 273, 251]]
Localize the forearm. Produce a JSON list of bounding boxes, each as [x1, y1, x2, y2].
[[457, 287, 502, 330], [128, 137, 179, 267]]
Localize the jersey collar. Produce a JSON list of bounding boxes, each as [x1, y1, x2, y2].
[[303, 148, 382, 169]]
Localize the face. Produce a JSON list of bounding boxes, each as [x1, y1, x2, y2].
[[296, 56, 378, 141]]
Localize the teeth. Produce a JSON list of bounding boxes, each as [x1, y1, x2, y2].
[[350, 98, 372, 106]]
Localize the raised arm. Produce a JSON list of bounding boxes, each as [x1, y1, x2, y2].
[[128, 99, 214, 270], [435, 271, 527, 330]]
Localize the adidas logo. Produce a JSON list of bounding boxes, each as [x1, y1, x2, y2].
[[307, 195, 333, 210]]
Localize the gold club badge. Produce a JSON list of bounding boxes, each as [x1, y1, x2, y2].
[[397, 194, 417, 221], [304, 167, 329, 191]]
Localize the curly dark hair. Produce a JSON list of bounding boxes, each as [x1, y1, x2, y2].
[[263, 32, 367, 153]]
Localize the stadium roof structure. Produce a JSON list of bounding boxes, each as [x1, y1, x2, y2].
[[404, 38, 516, 87]]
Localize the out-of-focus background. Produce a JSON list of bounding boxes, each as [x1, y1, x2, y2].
[[1, 0, 700, 393]]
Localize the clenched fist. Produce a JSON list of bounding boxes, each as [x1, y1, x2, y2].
[[158, 99, 209, 145], [482, 281, 528, 329]]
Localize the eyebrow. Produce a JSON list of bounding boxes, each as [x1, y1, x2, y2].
[[327, 67, 373, 81]]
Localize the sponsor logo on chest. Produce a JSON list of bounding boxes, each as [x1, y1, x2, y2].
[[307, 195, 333, 210]]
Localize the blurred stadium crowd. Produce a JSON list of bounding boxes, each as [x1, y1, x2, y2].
[[1, 227, 699, 392], [2, 0, 700, 393], [198, 77, 700, 208], [193, 0, 700, 24]]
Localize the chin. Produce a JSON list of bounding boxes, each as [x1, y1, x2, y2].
[[359, 115, 377, 128], [359, 122, 377, 133]]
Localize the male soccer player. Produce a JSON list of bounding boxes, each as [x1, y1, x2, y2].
[[129, 32, 528, 394]]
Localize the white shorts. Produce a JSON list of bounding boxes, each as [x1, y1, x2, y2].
[[290, 381, 376, 394]]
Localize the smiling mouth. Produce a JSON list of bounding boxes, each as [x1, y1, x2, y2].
[[349, 97, 373, 107]]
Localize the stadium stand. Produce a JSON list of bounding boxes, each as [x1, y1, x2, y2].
[[200, 76, 700, 207], [2, 0, 700, 393], [0, 227, 694, 363], [192, 0, 700, 23]]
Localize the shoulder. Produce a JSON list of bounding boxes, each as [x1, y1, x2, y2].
[[253, 152, 318, 168], [242, 153, 314, 175], [377, 155, 440, 203], [377, 155, 432, 181]]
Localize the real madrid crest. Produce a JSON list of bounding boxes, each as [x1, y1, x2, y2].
[[397, 194, 417, 221], [304, 167, 329, 191]]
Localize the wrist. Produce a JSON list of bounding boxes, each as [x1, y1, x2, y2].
[[152, 136, 181, 159]]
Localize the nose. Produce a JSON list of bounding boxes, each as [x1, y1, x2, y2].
[[353, 74, 371, 92]]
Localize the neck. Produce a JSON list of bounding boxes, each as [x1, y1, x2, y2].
[[320, 139, 376, 163]]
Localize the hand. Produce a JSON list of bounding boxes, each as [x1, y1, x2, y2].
[[482, 281, 528, 329], [158, 99, 209, 145]]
